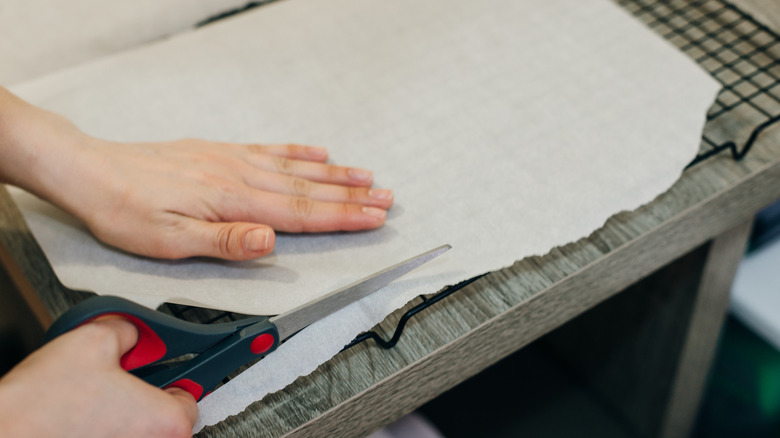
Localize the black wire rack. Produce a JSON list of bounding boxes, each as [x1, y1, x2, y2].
[[164, 0, 780, 354], [620, 0, 780, 167]]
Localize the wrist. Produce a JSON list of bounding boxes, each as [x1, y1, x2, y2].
[[0, 87, 104, 217]]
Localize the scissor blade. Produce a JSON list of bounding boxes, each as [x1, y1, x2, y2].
[[271, 244, 451, 341]]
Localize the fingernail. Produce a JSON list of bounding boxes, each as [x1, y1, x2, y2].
[[165, 386, 193, 398], [348, 168, 373, 182], [244, 228, 271, 252], [362, 207, 386, 219], [369, 189, 394, 200], [307, 146, 328, 159]]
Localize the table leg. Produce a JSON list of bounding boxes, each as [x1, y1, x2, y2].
[[544, 220, 752, 438], [658, 220, 753, 437]]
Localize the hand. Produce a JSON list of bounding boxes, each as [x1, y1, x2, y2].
[[0, 318, 198, 438], [0, 87, 393, 261], [61, 138, 394, 260]]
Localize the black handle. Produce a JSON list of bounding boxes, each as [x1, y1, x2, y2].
[[45, 295, 265, 370]]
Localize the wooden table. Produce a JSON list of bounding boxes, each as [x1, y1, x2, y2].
[[2, 1, 780, 437]]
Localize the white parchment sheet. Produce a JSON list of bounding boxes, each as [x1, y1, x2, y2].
[[8, 0, 719, 429]]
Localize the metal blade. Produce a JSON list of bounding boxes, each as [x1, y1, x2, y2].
[[271, 244, 451, 341]]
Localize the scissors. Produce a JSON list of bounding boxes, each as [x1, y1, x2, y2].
[[44, 244, 450, 401]]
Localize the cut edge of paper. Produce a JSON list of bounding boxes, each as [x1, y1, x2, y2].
[[191, 134, 710, 431]]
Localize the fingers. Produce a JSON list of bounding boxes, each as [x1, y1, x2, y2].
[[242, 170, 393, 209], [159, 195, 385, 260], [240, 191, 388, 233], [245, 149, 375, 187], [167, 220, 276, 261], [164, 388, 199, 426], [247, 143, 329, 162], [81, 321, 199, 435], [90, 317, 140, 357], [158, 194, 386, 260]]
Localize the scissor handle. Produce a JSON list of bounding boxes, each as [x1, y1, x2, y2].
[[139, 319, 279, 401], [45, 296, 278, 401], [45, 296, 263, 370]]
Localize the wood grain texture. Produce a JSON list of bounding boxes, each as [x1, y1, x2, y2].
[[0, 187, 76, 324], [543, 242, 713, 437], [659, 220, 753, 438], [0, 232, 53, 330], [543, 221, 752, 438]]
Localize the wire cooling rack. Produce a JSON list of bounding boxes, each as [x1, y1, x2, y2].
[[163, 0, 780, 352], [621, 0, 780, 166]]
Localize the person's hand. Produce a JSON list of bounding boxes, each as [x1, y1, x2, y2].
[[0, 317, 198, 438], [60, 138, 394, 260], [0, 87, 393, 261]]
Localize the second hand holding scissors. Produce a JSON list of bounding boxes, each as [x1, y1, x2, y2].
[[45, 245, 451, 401]]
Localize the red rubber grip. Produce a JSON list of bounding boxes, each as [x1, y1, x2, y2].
[[250, 333, 275, 355], [81, 312, 167, 370], [118, 314, 167, 370]]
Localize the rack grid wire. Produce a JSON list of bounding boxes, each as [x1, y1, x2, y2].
[[621, 0, 780, 166]]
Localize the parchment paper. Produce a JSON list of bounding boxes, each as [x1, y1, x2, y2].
[[7, 0, 718, 429]]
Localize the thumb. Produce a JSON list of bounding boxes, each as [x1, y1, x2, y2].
[[90, 316, 140, 357], [164, 387, 200, 426], [174, 219, 276, 260]]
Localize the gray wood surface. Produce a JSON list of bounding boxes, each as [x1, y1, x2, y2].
[[1, 1, 780, 437], [659, 220, 753, 438], [544, 243, 715, 437], [0, 188, 87, 320], [543, 221, 752, 438]]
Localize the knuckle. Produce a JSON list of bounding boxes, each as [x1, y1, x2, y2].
[[74, 323, 118, 355], [289, 177, 311, 197], [215, 224, 242, 256], [341, 202, 351, 220], [247, 143, 264, 154], [327, 165, 343, 180], [273, 156, 294, 174], [77, 323, 113, 343], [347, 186, 361, 202], [214, 180, 240, 199], [289, 144, 307, 156], [290, 197, 314, 227], [148, 221, 191, 260]]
